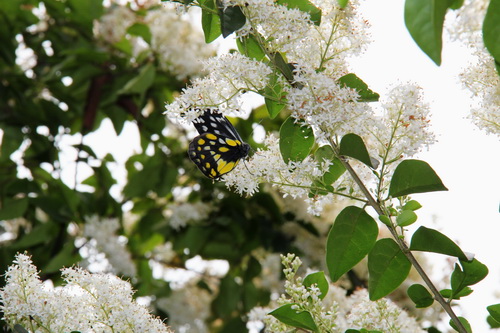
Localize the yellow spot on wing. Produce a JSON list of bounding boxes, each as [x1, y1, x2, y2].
[[225, 139, 241, 147], [219, 147, 229, 152], [205, 162, 210, 168], [218, 161, 236, 174], [198, 138, 206, 145], [210, 169, 217, 177], [206, 133, 217, 140]]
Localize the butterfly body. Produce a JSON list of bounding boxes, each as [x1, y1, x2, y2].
[[189, 110, 250, 179]]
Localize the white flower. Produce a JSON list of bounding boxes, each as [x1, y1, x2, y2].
[[1, 253, 173, 333], [165, 53, 273, 122], [94, 6, 136, 44], [165, 201, 212, 230], [83, 215, 136, 276], [145, 5, 216, 80]]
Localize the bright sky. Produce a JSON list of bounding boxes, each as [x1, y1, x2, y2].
[[59, 1, 500, 330]]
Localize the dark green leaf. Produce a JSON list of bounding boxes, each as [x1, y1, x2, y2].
[[13, 325, 29, 333], [201, 0, 221, 43], [276, 0, 322, 25], [338, 73, 380, 102], [448, 0, 464, 9], [389, 159, 448, 197], [11, 222, 59, 249], [440, 286, 473, 299], [368, 238, 411, 300], [396, 210, 417, 227], [326, 206, 378, 282], [449, 316, 472, 333], [213, 275, 241, 318], [488, 304, 500, 326], [118, 63, 156, 95], [303, 271, 329, 300], [269, 304, 318, 332], [409, 226, 469, 260], [483, 0, 500, 63], [407, 284, 434, 308], [339, 133, 375, 168], [219, 5, 246, 38], [269, 52, 294, 83], [0, 197, 29, 220], [487, 315, 500, 328], [404, 0, 450, 65], [127, 23, 152, 44], [279, 117, 315, 162], [43, 242, 81, 274], [451, 259, 488, 297]]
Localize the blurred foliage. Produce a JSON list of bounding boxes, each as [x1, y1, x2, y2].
[[0, 1, 322, 331]]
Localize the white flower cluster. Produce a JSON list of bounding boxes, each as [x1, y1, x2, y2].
[[0, 253, 172, 333], [94, 3, 214, 80], [165, 53, 273, 122], [223, 134, 332, 213], [447, 0, 500, 137], [83, 215, 136, 276], [370, 84, 436, 161], [165, 201, 212, 230], [261, 253, 424, 333]]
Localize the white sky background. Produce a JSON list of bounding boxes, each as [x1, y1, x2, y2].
[[59, 0, 500, 330]]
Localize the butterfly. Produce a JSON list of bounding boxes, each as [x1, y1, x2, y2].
[[188, 109, 250, 179]]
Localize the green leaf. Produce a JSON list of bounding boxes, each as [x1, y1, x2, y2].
[[389, 159, 448, 197], [279, 117, 315, 162], [13, 325, 29, 333], [404, 0, 450, 65], [213, 275, 240, 318], [378, 215, 392, 227], [339, 133, 376, 168], [303, 271, 329, 300], [487, 304, 500, 325], [118, 63, 156, 95], [269, 304, 319, 332], [326, 206, 378, 282], [43, 242, 81, 274], [407, 284, 434, 308], [409, 226, 469, 260], [201, 0, 221, 43], [126, 23, 152, 44], [337, 73, 380, 102], [440, 287, 473, 300], [0, 197, 28, 220], [487, 315, 500, 328], [337, 0, 348, 8], [11, 222, 59, 249], [368, 238, 411, 300], [236, 35, 266, 61], [402, 199, 422, 211], [396, 210, 417, 227], [483, 0, 500, 63], [276, 0, 322, 25], [448, 0, 464, 10], [314, 145, 346, 185], [451, 259, 488, 298], [269, 52, 295, 83], [264, 73, 287, 118], [219, 5, 246, 38], [449, 317, 472, 333]]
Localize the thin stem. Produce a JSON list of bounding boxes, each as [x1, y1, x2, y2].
[[326, 137, 467, 333]]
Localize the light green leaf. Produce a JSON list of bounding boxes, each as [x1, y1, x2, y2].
[[389, 159, 448, 197], [279, 117, 314, 162], [396, 210, 418, 227], [201, 0, 221, 43], [326, 206, 378, 282], [487, 304, 500, 324], [119, 63, 155, 95], [449, 317, 472, 333], [126, 23, 152, 44], [368, 238, 411, 300]]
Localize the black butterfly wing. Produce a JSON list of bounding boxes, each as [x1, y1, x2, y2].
[[192, 110, 243, 141], [188, 132, 250, 179]]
